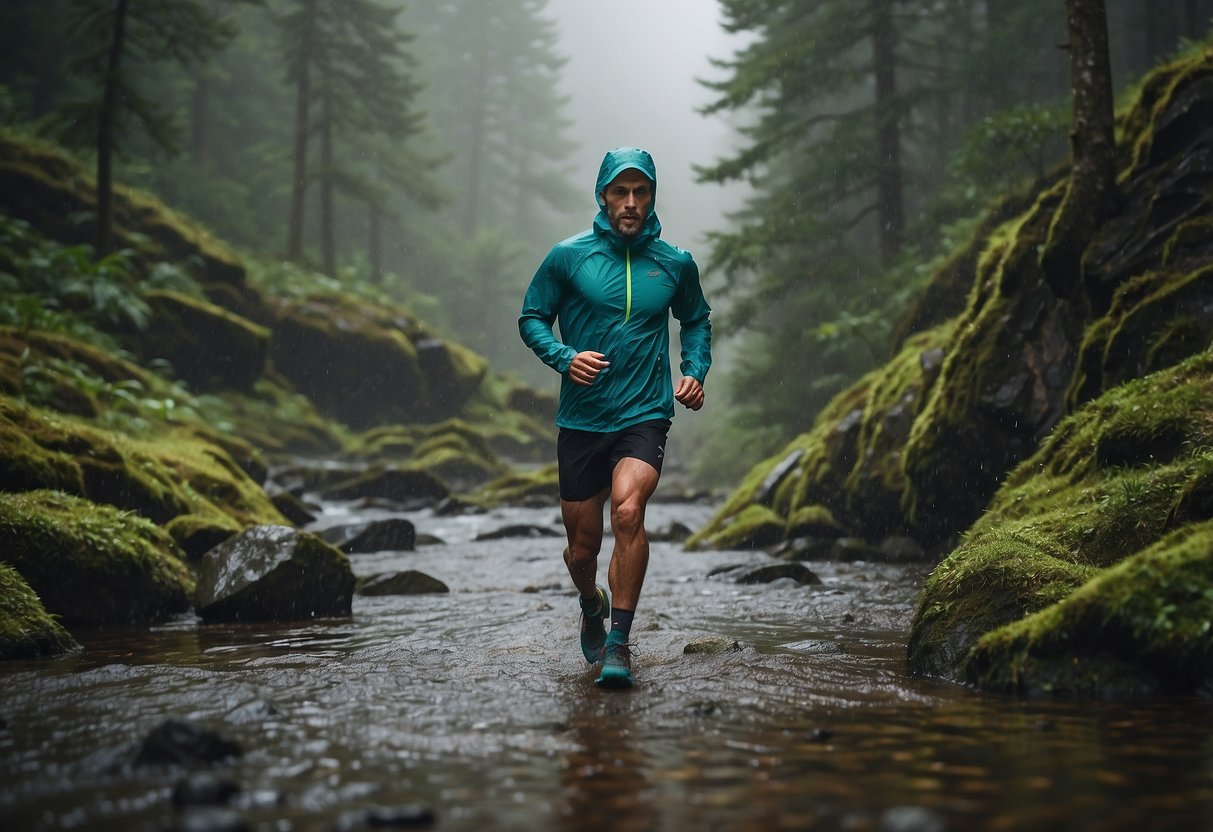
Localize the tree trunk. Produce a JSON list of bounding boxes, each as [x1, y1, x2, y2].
[[462, 16, 490, 237], [1040, 0, 1118, 295], [319, 91, 336, 277], [286, 0, 316, 263], [871, 0, 903, 266], [95, 0, 130, 258]]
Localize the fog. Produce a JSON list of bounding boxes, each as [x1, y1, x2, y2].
[[545, 0, 749, 254]]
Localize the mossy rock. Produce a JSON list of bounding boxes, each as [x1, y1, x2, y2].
[[0, 396, 285, 530], [964, 520, 1213, 697], [701, 504, 786, 551], [130, 290, 270, 392], [0, 130, 248, 293], [269, 292, 426, 429], [0, 490, 193, 626], [164, 512, 242, 561], [909, 351, 1213, 692], [474, 464, 560, 507], [0, 561, 77, 660], [212, 378, 349, 456], [786, 504, 844, 539]]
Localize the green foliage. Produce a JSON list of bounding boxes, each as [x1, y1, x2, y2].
[[0, 215, 147, 342]]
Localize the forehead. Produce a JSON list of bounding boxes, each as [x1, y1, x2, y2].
[[606, 168, 652, 189]]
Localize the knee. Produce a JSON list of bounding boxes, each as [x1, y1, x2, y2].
[[611, 500, 645, 537]]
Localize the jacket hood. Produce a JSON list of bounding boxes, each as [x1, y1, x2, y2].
[[593, 147, 661, 247]]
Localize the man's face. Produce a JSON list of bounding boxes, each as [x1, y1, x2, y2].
[[602, 169, 653, 238]]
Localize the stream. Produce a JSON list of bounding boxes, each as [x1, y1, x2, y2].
[[2, 496, 1211, 831]]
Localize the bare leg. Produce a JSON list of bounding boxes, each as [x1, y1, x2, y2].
[[606, 458, 660, 612], [561, 487, 609, 599]]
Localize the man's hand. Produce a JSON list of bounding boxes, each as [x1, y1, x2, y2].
[[568, 351, 609, 386], [674, 376, 705, 410]]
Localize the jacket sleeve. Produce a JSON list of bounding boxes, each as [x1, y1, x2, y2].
[[519, 247, 577, 374], [671, 256, 712, 383]]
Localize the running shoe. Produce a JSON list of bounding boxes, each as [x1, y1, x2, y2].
[[595, 630, 634, 689], [579, 585, 610, 664]]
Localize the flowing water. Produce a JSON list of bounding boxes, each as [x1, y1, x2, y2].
[[2, 497, 1211, 832]]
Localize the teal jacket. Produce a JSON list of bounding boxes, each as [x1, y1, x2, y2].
[[519, 147, 712, 432]]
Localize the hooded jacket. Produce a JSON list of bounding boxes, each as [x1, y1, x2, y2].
[[519, 147, 712, 433]]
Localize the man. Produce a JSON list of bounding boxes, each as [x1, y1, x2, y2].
[[518, 147, 712, 689]]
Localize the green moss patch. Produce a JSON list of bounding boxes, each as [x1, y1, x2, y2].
[[909, 351, 1213, 693], [0, 490, 193, 626], [0, 561, 77, 660]]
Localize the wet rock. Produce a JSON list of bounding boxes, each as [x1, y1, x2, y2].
[[224, 698, 277, 725], [685, 700, 720, 717], [683, 638, 741, 655], [133, 718, 242, 768], [754, 448, 805, 506], [878, 806, 946, 832], [807, 727, 833, 743], [733, 563, 822, 586], [414, 532, 446, 546], [194, 525, 355, 622], [169, 807, 251, 832], [433, 495, 486, 516], [332, 804, 436, 830], [648, 520, 693, 543], [772, 535, 835, 562], [132, 290, 268, 393], [786, 504, 845, 539], [320, 467, 449, 507], [357, 571, 449, 596], [270, 491, 316, 526], [172, 771, 241, 807], [474, 523, 562, 541], [321, 519, 416, 554]]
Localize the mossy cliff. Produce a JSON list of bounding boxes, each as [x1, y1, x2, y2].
[[0, 128, 556, 658], [693, 46, 1213, 695]]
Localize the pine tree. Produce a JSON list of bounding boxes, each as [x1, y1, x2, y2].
[[58, 0, 236, 256], [398, 0, 579, 370], [279, 0, 426, 274]]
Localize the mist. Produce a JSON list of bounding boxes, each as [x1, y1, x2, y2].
[[544, 0, 749, 253]]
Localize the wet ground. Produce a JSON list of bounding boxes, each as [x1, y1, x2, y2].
[[2, 498, 1212, 831]]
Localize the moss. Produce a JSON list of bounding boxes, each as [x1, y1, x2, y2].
[[909, 351, 1213, 690], [0, 129, 247, 289], [965, 520, 1213, 696], [0, 490, 193, 626], [474, 464, 560, 507], [700, 504, 786, 551], [0, 561, 77, 660], [786, 504, 843, 539], [0, 395, 285, 530]]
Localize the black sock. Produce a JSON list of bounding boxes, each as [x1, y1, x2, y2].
[[611, 608, 635, 640]]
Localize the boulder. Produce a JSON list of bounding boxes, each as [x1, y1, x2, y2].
[[320, 518, 416, 554], [194, 526, 354, 622], [0, 561, 77, 659], [0, 490, 193, 627], [129, 290, 269, 392], [320, 466, 449, 506], [357, 570, 449, 596]]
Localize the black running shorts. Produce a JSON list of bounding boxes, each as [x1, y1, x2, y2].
[[557, 419, 671, 502]]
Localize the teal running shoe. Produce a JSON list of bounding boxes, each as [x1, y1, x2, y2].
[[595, 630, 634, 689], [579, 585, 610, 664]]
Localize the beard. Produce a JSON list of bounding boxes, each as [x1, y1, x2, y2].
[[609, 209, 645, 237]]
